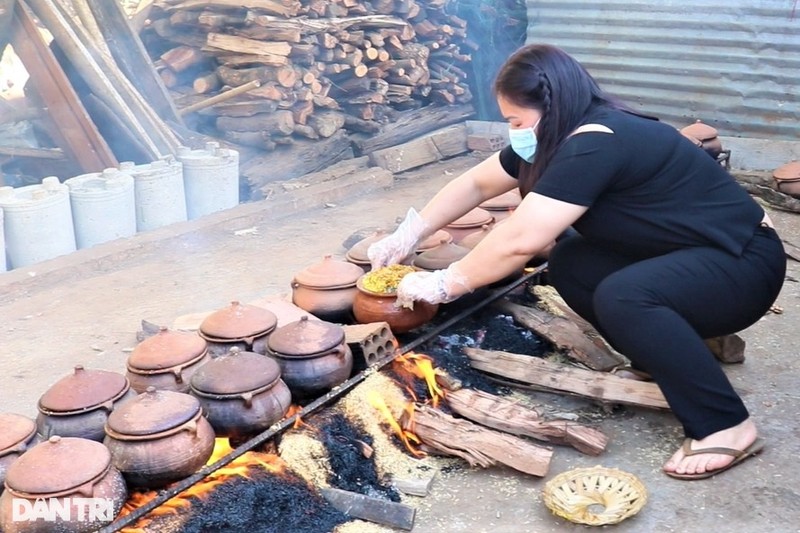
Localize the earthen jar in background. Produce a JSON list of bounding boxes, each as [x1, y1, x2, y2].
[[266, 316, 354, 398], [772, 161, 800, 198], [103, 387, 215, 488], [126, 327, 210, 393], [479, 188, 522, 223], [291, 255, 364, 322], [198, 300, 278, 356], [36, 365, 137, 442], [0, 413, 40, 490], [679, 120, 723, 159], [445, 207, 494, 244], [0, 436, 127, 533], [190, 347, 291, 439]]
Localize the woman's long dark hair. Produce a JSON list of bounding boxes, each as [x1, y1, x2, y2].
[[493, 44, 626, 195]]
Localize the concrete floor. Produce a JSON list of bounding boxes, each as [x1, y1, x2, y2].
[[1, 153, 799, 533]]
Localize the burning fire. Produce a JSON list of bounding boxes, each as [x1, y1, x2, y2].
[[118, 438, 285, 532], [367, 352, 445, 458]]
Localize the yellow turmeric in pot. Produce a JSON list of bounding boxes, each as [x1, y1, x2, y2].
[[361, 264, 416, 294]]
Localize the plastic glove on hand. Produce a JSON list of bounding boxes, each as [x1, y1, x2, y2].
[[395, 263, 471, 308], [367, 207, 427, 270]]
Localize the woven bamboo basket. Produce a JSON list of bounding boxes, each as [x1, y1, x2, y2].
[[542, 466, 647, 526]]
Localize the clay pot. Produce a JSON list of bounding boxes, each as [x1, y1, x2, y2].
[[680, 120, 723, 159], [772, 161, 800, 198], [291, 255, 364, 321], [445, 208, 494, 244], [190, 347, 291, 439], [479, 189, 522, 223], [345, 232, 387, 270], [36, 366, 137, 442], [266, 316, 354, 398], [199, 301, 278, 356], [460, 224, 494, 249], [0, 436, 127, 533], [415, 229, 453, 253], [412, 240, 470, 271], [0, 414, 40, 490], [126, 327, 210, 393], [103, 387, 215, 488], [352, 277, 438, 334]]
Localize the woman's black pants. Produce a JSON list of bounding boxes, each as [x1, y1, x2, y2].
[[548, 226, 785, 439]]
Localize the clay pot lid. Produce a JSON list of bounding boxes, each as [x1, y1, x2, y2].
[[412, 241, 470, 271], [416, 229, 453, 252], [460, 224, 493, 249], [190, 347, 282, 395], [0, 413, 36, 455], [773, 161, 800, 182], [267, 315, 345, 356], [446, 207, 494, 228], [128, 327, 208, 371], [293, 255, 364, 289], [680, 120, 718, 141], [679, 132, 704, 147], [199, 301, 278, 341], [5, 436, 110, 497], [479, 189, 522, 210], [346, 232, 387, 263], [106, 388, 201, 437], [38, 366, 130, 414]]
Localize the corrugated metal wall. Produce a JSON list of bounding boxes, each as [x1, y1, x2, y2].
[[525, 1, 800, 140]]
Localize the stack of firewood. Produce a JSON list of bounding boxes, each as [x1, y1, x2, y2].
[[143, 0, 475, 152]]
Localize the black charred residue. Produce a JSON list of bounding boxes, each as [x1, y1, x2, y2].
[[321, 413, 401, 502], [177, 466, 349, 533]]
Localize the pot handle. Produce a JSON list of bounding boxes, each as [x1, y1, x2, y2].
[[180, 418, 199, 436], [334, 344, 348, 360], [172, 366, 184, 384], [99, 400, 115, 412], [239, 391, 254, 408]]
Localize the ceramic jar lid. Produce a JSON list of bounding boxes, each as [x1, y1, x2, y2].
[[128, 327, 208, 372], [773, 161, 800, 182], [0, 413, 36, 455], [106, 388, 201, 437], [38, 366, 130, 414], [5, 436, 111, 497], [680, 120, 718, 141], [412, 241, 470, 271], [268, 316, 345, 356], [293, 255, 364, 289], [346, 232, 387, 264], [190, 348, 282, 395], [199, 301, 278, 341], [416, 229, 453, 252], [447, 207, 494, 228], [479, 189, 522, 210]]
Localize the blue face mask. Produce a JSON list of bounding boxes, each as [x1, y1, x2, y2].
[[508, 119, 541, 163]]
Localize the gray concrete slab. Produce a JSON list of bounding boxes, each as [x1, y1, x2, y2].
[[1, 152, 799, 533]]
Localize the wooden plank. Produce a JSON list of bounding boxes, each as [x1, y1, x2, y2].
[[320, 487, 416, 531], [0, 0, 14, 54], [495, 299, 624, 371], [85, 0, 183, 125], [464, 347, 669, 410], [11, 0, 117, 173], [368, 123, 468, 173]]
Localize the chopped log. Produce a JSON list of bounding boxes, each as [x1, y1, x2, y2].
[[220, 130, 277, 151], [293, 123, 319, 139], [445, 388, 609, 456], [247, 83, 288, 101], [193, 72, 221, 94], [217, 109, 295, 135], [368, 123, 467, 173], [160, 45, 207, 72], [390, 474, 436, 497], [233, 25, 302, 43], [163, 0, 302, 17], [214, 52, 290, 68], [180, 79, 263, 116], [207, 33, 292, 57], [407, 404, 553, 477], [216, 64, 297, 88], [343, 114, 381, 134], [529, 285, 612, 349], [320, 488, 415, 531], [197, 10, 248, 28], [353, 103, 474, 155], [292, 100, 315, 124], [495, 299, 624, 371], [464, 347, 669, 410]]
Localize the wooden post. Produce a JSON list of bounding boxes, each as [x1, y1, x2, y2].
[[320, 487, 416, 531]]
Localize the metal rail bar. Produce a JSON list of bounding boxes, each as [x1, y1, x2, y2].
[[102, 263, 547, 532]]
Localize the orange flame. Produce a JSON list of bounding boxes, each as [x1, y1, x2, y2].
[[392, 352, 445, 407], [118, 438, 285, 532], [285, 404, 313, 430], [366, 390, 425, 458]]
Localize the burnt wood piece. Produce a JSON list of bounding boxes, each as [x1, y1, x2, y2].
[[445, 388, 608, 456], [495, 299, 624, 371], [352, 103, 475, 155], [85, 0, 183, 125], [407, 404, 553, 477], [320, 487, 415, 531], [464, 347, 669, 410], [11, 0, 116, 172]]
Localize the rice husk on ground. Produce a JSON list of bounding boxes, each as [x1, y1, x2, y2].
[[278, 431, 332, 488]]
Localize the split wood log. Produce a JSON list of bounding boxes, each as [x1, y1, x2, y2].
[[216, 64, 297, 88], [193, 72, 221, 94], [163, 0, 302, 18], [445, 388, 609, 456], [352, 103, 474, 155], [407, 404, 553, 477], [217, 108, 295, 135], [307, 110, 345, 138], [368, 123, 467, 173], [464, 347, 669, 410], [390, 474, 436, 497], [494, 299, 624, 371], [198, 99, 279, 117], [206, 33, 293, 57], [220, 130, 277, 151], [320, 488, 415, 531], [529, 285, 614, 350]]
